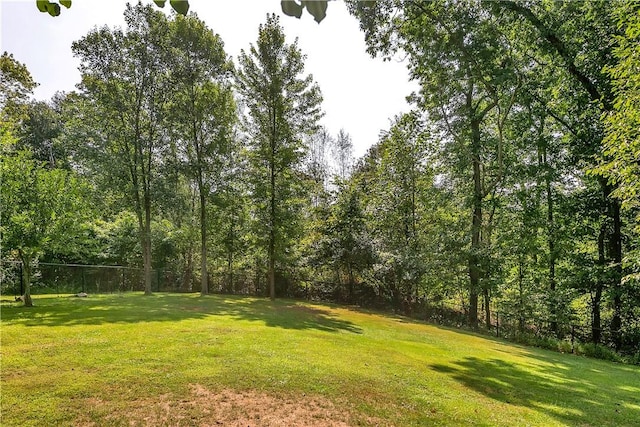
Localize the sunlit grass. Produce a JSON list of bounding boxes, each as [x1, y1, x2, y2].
[[2, 293, 639, 426]]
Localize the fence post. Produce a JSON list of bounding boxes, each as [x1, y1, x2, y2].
[[82, 267, 86, 293], [571, 325, 575, 354]]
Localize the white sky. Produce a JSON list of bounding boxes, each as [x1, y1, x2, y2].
[[0, 0, 417, 157]]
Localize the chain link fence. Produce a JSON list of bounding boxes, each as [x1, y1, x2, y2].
[[1, 260, 186, 296]]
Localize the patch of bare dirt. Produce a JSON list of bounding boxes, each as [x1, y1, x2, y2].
[[76, 384, 388, 426]]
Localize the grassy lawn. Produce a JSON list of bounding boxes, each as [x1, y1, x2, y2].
[[1, 293, 639, 426]]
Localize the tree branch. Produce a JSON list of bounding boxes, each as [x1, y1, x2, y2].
[[497, 0, 611, 111]]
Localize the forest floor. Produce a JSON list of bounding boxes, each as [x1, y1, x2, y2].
[[2, 293, 639, 426]]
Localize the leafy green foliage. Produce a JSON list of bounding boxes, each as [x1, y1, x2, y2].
[[1, 145, 90, 306], [36, 0, 189, 17], [167, 13, 236, 294], [34, 0, 336, 23], [0, 52, 38, 124], [236, 14, 323, 299], [71, 3, 174, 295], [281, 0, 329, 23], [36, 0, 64, 17], [597, 5, 640, 211], [593, 1, 640, 290], [9, 0, 640, 354]]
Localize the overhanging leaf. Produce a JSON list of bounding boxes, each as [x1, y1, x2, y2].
[[170, 0, 189, 15], [46, 2, 61, 16], [153, 0, 166, 8], [60, 0, 71, 8], [36, 0, 49, 12], [281, 0, 303, 19], [303, 0, 328, 23]]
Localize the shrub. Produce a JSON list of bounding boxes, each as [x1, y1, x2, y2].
[[557, 340, 573, 354], [623, 351, 640, 365], [576, 343, 622, 363]]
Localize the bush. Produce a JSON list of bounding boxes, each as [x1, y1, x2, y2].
[[557, 340, 573, 354], [576, 343, 622, 363], [506, 331, 560, 352], [622, 351, 640, 365]]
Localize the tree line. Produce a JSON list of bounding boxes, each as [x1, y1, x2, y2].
[[1, 1, 638, 356]]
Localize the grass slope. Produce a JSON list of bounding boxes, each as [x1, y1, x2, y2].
[[1, 293, 639, 426]]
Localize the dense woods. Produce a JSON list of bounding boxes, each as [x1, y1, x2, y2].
[[2, 1, 638, 358]]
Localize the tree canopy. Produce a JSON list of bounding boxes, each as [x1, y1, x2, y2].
[[3, 0, 639, 359]]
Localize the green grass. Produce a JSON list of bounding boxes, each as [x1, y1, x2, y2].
[[1, 293, 639, 426]]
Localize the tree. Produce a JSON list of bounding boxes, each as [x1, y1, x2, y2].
[[236, 14, 323, 300], [71, 3, 171, 295], [167, 13, 235, 295], [304, 126, 333, 203], [596, 3, 640, 283], [1, 145, 88, 306], [332, 128, 353, 182], [372, 114, 432, 309], [17, 99, 66, 169], [0, 52, 37, 125], [319, 182, 373, 302], [348, 114, 431, 311]]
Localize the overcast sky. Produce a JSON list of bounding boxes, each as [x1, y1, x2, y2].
[[0, 0, 417, 157]]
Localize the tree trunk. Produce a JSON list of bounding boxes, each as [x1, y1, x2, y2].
[[538, 135, 558, 334], [143, 189, 153, 296], [592, 285, 603, 344], [546, 163, 557, 333], [18, 251, 33, 307], [605, 183, 623, 349], [227, 250, 234, 294], [268, 101, 277, 301], [593, 222, 606, 344], [483, 287, 491, 330], [268, 244, 275, 300], [518, 260, 525, 332], [348, 263, 354, 302], [468, 118, 482, 329], [182, 249, 193, 291], [199, 181, 208, 296], [268, 163, 276, 300]]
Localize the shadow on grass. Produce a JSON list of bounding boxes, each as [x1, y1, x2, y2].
[[1, 293, 361, 334], [430, 355, 640, 426], [208, 297, 362, 334]]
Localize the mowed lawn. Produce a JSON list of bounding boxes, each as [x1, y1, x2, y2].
[[1, 293, 639, 426]]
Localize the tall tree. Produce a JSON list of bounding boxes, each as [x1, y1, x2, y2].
[[332, 128, 353, 182], [596, 2, 640, 284], [304, 126, 333, 205], [368, 113, 431, 310], [236, 14, 323, 300], [72, 3, 171, 294], [167, 13, 235, 295]]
